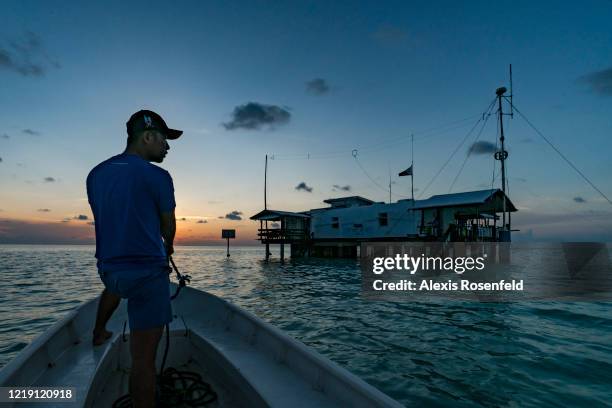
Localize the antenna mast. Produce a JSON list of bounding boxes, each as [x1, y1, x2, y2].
[[495, 87, 509, 236], [388, 166, 392, 204], [264, 154, 268, 210]]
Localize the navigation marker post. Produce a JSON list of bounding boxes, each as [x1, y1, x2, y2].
[[222, 229, 236, 257]]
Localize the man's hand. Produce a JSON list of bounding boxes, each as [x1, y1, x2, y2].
[[160, 209, 176, 258], [164, 242, 174, 257]]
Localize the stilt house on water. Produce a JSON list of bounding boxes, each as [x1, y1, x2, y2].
[[250, 189, 517, 259], [252, 84, 520, 259]]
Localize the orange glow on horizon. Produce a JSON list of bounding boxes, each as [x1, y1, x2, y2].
[[0, 215, 260, 245]]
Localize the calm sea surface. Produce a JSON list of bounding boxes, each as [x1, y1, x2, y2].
[[1, 245, 611, 407]]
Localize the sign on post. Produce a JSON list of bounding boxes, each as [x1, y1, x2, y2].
[[222, 229, 236, 257], [222, 229, 236, 239]]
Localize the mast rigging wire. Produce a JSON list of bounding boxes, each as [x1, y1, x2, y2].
[[448, 107, 494, 193], [505, 97, 612, 207], [417, 97, 498, 199], [352, 150, 412, 199], [268, 113, 483, 161]]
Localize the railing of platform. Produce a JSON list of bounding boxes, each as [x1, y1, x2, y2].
[[257, 228, 309, 242]]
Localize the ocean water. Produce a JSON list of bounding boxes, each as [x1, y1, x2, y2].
[[1, 245, 611, 407]]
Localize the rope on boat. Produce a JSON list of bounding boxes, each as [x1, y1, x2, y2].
[[112, 365, 218, 407], [113, 258, 218, 407]]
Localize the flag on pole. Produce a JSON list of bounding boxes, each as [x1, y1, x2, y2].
[[398, 165, 413, 177]]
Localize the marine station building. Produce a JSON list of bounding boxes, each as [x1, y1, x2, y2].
[[250, 189, 517, 259]]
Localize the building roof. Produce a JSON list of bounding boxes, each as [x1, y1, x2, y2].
[[413, 189, 517, 212], [323, 196, 375, 207], [251, 190, 516, 221], [250, 209, 311, 221]]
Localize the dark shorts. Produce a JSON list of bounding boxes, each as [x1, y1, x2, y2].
[[99, 266, 172, 331]]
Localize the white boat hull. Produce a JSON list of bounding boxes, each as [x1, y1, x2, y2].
[[0, 285, 403, 407]]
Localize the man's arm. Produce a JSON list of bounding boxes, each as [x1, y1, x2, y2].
[[160, 209, 176, 257]]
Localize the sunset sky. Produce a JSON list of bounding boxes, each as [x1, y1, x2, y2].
[[1, 1, 612, 244]]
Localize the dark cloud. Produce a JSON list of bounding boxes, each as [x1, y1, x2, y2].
[[223, 102, 291, 130], [579, 66, 612, 96], [306, 78, 330, 95], [0, 49, 43, 76], [218, 216, 224, 219], [468, 141, 497, 155], [197, 219, 208, 224], [224, 211, 243, 221], [43, 177, 55, 182], [333, 184, 351, 192], [0, 31, 59, 77], [1, 133, 8, 139], [179, 217, 187, 221], [22, 129, 40, 136], [74, 214, 88, 220], [0, 157, 2, 163], [573, 196, 587, 203], [295, 182, 313, 193], [37, 208, 51, 212]]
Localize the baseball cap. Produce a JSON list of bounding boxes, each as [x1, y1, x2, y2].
[[126, 110, 183, 140]]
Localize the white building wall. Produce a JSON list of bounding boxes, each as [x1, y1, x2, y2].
[[310, 201, 420, 239]]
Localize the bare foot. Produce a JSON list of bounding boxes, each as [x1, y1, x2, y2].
[[92, 329, 113, 346]]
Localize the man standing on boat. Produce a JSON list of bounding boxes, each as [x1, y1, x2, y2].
[[86, 110, 181, 407]]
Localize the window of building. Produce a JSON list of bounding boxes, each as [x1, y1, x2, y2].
[[332, 217, 339, 229], [378, 212, 388, 226]]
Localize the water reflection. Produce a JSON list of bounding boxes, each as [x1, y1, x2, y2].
[[1, 245, 611, 407]]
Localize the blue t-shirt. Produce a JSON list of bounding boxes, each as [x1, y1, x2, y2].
[[86, 153, 176, 272]]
